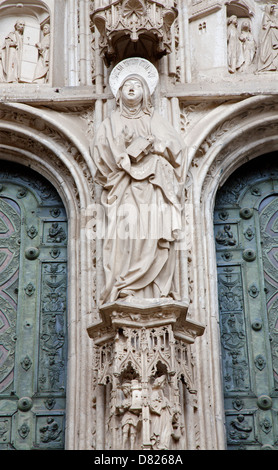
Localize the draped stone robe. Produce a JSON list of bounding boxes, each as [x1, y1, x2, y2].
[[258, 7, 278, 72], [92, 108, 185, 304], [1, 29, 23, 82]]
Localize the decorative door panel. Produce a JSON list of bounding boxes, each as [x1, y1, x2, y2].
[[214, 154, 278, 450], [0, 162, 67, 450]]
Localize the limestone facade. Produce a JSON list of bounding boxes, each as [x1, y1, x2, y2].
[[0, 0, 278, 450]]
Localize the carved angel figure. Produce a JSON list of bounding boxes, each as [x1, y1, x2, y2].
[[91, 62, 186, 303]]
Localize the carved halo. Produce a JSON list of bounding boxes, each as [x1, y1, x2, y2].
[[109, 57, 159, 97]]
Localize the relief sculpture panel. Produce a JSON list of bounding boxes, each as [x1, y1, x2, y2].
[[217, 266, 250, 393], [0, 197, 21, 396], [226, 3, 278, 75], [0, 6, 50, 84], [0, 163, 67, 450], [215, 155, 278, 450]]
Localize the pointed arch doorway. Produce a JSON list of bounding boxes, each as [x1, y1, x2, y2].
[[0, 161, 68, 450], [214, 152, 278, 450]]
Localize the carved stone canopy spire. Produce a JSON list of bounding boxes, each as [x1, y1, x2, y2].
[[90, 0, 178, 66]]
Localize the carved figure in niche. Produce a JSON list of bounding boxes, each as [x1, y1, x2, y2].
[[91, 58, 186, 304], [258, 4, 278, 72], [149, 374, 172, 450], [238, 20, 257, 72], [0, 19, 25, 83], [227, 15, 243, 73], [33, 23, 50, 83], [215, 224, 236, 246], [117, 380, 142, 450]]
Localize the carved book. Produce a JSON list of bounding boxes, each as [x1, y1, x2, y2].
[[126, 136, 152, 162]]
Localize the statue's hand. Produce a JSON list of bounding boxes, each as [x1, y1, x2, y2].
[[118, 153, 131, 171], [123, 126, 134, 144], [151, 138, 165, 155]]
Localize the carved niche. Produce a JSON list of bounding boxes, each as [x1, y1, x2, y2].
[[0, 1, 50, 83], [90, 0, 178, 65], [226, 1, 256, 74]]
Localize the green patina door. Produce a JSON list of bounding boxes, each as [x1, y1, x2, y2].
[[214, 153, 278, 450], [0, 162, 67, 450]]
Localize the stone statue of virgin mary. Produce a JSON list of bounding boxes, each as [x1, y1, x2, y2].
[[91, 58, 186, 304]]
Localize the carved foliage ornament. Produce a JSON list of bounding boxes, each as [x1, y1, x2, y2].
[[91, 0, 178, 65]]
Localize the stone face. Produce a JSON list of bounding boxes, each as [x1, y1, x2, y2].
[[0, 0, 277, 451]]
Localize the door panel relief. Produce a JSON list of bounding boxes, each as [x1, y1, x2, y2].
[[214, 153, 278, 450], [0, 162, 67, 450]]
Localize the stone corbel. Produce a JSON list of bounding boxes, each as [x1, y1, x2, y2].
[[88, 299, 205, 450], [90, 0, 178, 66]]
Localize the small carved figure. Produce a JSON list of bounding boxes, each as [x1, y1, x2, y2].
[[149, 375, 172, 450], [215, 224, 236, 246], [227, 15, 243, 73], [238, 20, 257, 72], [0, 19, 25, 83], [116, 381, 141, 450], [40, 417, 62, 443], [33, 23, 50, 83], [258, 4, 278, 72], [229, 414, 252, 440], [47, 223, 67, 243]]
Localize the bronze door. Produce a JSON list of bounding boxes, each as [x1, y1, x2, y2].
[[214, 153, 278, 450], [0, 162, 68, 450]]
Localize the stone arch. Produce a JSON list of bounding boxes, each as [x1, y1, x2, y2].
[[0, 102, 96, 449], [185, 94, 278, 449], [226, 0, 254, 19]]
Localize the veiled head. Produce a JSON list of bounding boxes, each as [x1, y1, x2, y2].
[[117, 74, 153, 114]]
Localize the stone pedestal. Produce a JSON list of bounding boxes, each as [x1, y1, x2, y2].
[[88, 299, 205, 450]]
